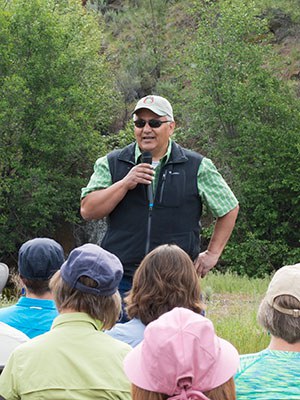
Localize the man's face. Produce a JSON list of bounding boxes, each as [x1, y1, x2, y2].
[[134, 109, 175, 160]]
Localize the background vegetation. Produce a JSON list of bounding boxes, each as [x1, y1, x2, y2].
[[0, 0, 120, 258], [0, 0, 299, 276], [202, 271, 270, 354]]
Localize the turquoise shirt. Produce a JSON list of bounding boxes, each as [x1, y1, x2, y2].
[[0, 297, 58, 338], [81, 140, 238, 218], [0, 312, 131, 400], [235, 349, 300, 399]]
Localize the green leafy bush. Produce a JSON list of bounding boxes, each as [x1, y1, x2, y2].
[[187, 0, 300, 276], [0, 0, 120, 259]]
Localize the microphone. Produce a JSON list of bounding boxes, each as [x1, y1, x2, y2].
[[142, 151, 154, 210]]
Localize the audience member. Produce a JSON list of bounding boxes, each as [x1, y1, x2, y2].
[[0, 243, 131, 399], [124, 307, 239, 400], [235, 263, 300, 399], [0, 238, 64, 338], [106, 244, 204, 347], [0, 263, 29, 369]]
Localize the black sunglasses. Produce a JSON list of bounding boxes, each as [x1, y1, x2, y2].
[[134, 119, 171, 128]]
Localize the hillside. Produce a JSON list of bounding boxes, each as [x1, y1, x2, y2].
[[86, 0, 300, 130]]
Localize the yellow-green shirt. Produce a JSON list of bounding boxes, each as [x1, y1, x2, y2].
[[0, 312, 131, 400]]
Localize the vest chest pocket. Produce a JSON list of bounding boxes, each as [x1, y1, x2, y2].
[[157, 169, 185, 207]]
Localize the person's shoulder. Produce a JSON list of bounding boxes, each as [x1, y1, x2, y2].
[[239, 351, 262, 364], [106, 318, 145, 348], [171, 141, 204, 161], [1, 330, 55, 374], [106, 142, 136, 167], [4, 331, 43, 356], [0, 301, 20, 321], [35, 298, 57, 310], [236, 349, 269, 376], [18, 297, 57, 311], [108, 142, 135, 157], [0, 321, 29, 342], [0, 303, 16, 315], [102, 329, 133, 352]]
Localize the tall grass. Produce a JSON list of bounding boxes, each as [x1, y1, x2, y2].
[[201, 270, 270, 295], [200, 271, 271, 355]]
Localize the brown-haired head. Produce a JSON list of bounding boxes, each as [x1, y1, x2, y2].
[[131, 378, 236, 400], [20, 278, 51, 297], [50, 271, 121, 330], [125, 244, 204, 325], [258, 295, 300, 343], [258, 263, 300, 344]]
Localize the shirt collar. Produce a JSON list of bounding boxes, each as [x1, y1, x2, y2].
[[52, 312, 104, 331], [17, 296, 57, 310]]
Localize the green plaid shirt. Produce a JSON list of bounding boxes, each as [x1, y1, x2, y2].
[[81, 140, 238, 217]]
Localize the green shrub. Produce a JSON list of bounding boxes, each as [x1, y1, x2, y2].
[[185, 0, 300, 276], [0, 0, 120, 259]]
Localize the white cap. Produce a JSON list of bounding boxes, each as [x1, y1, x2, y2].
[[0, 263, 9, 293], [133, 95, 174, 121], [265, 263, 300, 317]]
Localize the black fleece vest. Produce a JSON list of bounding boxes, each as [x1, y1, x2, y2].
[[101, 142, 203, 277]]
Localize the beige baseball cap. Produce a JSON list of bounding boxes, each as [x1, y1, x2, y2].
[[266, 263, 300, 317], [133, 95, 174, 121]]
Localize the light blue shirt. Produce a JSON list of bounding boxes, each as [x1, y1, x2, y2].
[[0, 297, 58, 338], [106, 318, 145, 347]]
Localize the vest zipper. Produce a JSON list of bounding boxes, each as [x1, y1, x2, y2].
[[159, 172, 167, 203]]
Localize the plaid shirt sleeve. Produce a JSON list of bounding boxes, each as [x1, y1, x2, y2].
[[197, 158, 238, 217], [81, 155, 112, 199]]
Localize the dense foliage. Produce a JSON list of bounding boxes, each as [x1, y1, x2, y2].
[[0, 0, 119, 260], [0, 0, 299, 276], [184, 0, 300, 276]]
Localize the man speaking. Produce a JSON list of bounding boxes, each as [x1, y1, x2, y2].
[[80, 95, 239, 300]]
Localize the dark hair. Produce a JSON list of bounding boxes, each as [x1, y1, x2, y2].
[[131, 378, 236, 400], [50, 271, 121, 330], [258, 295, 300, 343], [20, 277, 51, 296], [125, 244, 204, 325]]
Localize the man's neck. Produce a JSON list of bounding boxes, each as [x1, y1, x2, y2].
[[153, 142, 171, 162], [268, 336, 300, 352], [25, 292, 53, 300]]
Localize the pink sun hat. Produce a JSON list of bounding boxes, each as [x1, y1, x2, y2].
[[124, 307, 239, 399]]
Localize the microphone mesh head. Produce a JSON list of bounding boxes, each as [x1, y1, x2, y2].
[[142, 151, 152, 164]]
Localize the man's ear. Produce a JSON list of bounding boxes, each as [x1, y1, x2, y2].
[[169, 121, 176, 136]]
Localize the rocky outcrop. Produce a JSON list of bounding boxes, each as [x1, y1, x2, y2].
[[264, 8, 300, 43]]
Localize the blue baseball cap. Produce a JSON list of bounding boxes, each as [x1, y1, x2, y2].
[[60, 244, 123, 296], [18, 238, 65, 280]]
